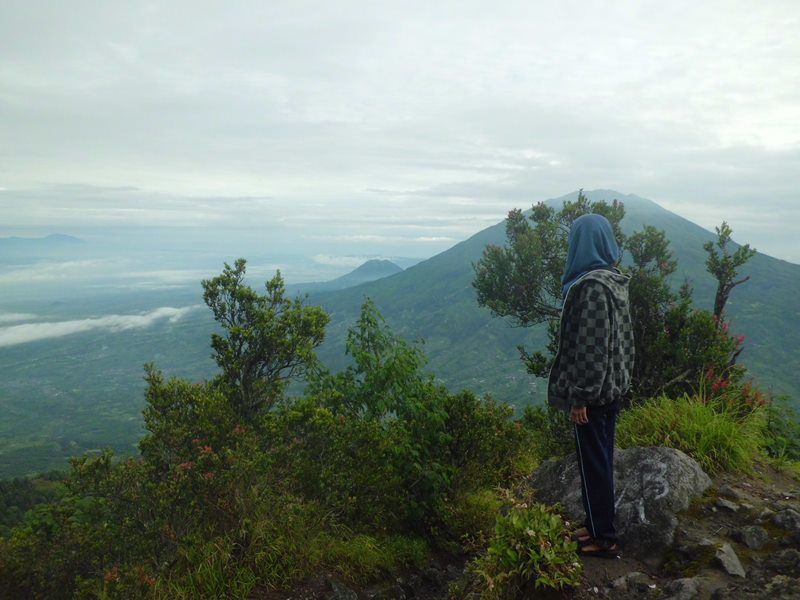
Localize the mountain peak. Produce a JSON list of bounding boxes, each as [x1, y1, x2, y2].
[[348, 259, 403, 278], [548, 189, 661, 209]]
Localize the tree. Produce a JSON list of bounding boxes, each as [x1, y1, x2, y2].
[[704, 221, 756, 320], [201, 258, 329, 419], [472, 194, 750, 400], [472, 190, 624, 377]]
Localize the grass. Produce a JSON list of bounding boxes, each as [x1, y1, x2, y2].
[[617, 393, 765, 474]]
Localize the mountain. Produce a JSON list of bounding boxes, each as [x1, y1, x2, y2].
[[309, 190, 800, 406], [0, 234, 85, 262], [288, 259, 403, 294], [0, 233, 84, 248]]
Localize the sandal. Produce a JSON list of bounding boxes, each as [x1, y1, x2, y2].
[[569, 526, 592, 543], [578, 539, 621, 559]]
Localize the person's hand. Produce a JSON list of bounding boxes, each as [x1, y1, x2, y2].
[[570, 406, 588, 425]]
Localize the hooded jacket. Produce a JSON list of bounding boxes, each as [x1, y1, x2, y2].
[[547, 268, 635, 411]]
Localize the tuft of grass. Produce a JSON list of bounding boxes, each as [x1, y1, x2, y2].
[[327, 534, 428, 583], [617, 393, 765, 474], [158, 537, 257, 600]]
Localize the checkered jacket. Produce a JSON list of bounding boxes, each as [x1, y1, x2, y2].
[[547, 268, 635, 411]]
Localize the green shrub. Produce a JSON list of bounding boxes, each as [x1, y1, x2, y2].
[[521, 404, 573, 460], [439, 489, 503, 553], [617, 393, 764, 473], [763, 395, 800, 462], [444, 391, 536, 490], [470, 502, 581, 598]]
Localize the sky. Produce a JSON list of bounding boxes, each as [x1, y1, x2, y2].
[[1, 0, 799, 264]]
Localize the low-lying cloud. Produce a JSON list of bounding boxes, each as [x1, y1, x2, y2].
[[0, 305, 203, 348], [0, 312, 37, 324]]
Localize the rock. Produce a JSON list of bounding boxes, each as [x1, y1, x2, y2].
[[732, 525, 769, 550], [768, 549, 800, 576], [664, 576, 707, 600], [327, 579, 358, 600], [676, 537, 717, 565], [765, 575, 800, 599], [611, 571, 654, 594], [717, 484, 743, 500], [715, 543, 746, 578], [531, 446, 712, 558], [756, 507, 775, 523], [773, 508, 800, 533], [715, 498, 739, 512]]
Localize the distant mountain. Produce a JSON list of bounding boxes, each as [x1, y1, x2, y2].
[[310, 190, 800, 406], [0, 234, 85, 261], [0, 233, 83, 246], [288, 259, 403, 294]]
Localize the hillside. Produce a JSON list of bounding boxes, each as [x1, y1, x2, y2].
[[287, 259, 403, 294], [310, 190, 800, 405]]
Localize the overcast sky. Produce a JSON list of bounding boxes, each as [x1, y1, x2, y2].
[[1, 0, 798, 263]]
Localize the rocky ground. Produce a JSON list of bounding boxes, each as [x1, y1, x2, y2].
[[253, 456, 800, 600], [571, 460, 800, 600]]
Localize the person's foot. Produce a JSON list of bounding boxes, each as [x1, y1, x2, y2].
[[569, 526, 592, 543], [578, 539, 621, 559]]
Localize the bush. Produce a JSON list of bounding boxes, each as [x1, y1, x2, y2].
[[470, 502, 581, 598], [439, 489, 503, 553], [521, 404, 573, 460], [763, 395, 800, 462], [617, 393, 764, 473]]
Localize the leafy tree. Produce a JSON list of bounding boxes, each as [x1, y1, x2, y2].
[[201, 258, 329, 419], [473, 190, 624, 377], [704, 221, 756, 320], [472, 194, 750, 399]]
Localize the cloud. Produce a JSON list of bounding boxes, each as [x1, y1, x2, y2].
[[0, 1, 798, 262], [0, 305, 203, 348], [0, 260, 117, 284], [0, 312, 36, 324]]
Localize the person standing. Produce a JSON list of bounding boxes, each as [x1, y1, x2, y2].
[[547, 213, 635, 558]]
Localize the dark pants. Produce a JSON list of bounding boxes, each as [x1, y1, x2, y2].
[[574, 400, 619, 545]]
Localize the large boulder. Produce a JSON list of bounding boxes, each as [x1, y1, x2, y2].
[[531, 446, 712, 559]]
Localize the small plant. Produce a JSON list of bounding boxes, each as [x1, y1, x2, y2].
[[470, 501, 581, 598]]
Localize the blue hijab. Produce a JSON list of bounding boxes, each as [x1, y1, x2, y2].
[[561, 213, 621, 297]]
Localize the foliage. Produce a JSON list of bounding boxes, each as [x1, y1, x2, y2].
[[305, 298, 453, 531], [473, 190, 624, 377], [470, 501, 581, 598], [0, 472, 65, 537], [763, 395, 800, 461], [704, 221, 757, 320], [617, 390, 765, 474], [296, 299, 535, 537], [472, 193, 754, 399], [201, 258, 329, 419], [0, 276, 537, 597], [639, 288, 745, 398], [520, 404, 573, 460]]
